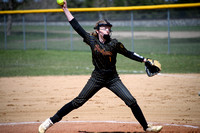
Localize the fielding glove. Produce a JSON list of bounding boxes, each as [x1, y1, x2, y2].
[[145, 58, 161, 77]]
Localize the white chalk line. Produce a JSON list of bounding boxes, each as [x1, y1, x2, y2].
[[0, 120, 199, 129], [158, 73, 200, 78]]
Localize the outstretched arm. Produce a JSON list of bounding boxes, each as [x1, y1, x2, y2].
[[61, 0, 89, 40], [62, 1, 74, 22], [116, 41, 146, 63]]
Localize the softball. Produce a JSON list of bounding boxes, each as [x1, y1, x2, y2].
[[57, 0, 64, 6]]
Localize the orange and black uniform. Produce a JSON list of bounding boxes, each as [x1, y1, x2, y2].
[[50, 18, 148, 131]]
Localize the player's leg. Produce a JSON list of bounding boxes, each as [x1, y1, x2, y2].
[[39, 77, 103, 133], [107, 77, 162, 132], [107, 77, 149, 130], [51, 77, 103, 123]]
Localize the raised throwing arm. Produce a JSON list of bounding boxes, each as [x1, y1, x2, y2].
[[62, 1, 74, 22]]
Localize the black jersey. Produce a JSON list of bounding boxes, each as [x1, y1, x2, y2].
[[69, 18, 144, 76]]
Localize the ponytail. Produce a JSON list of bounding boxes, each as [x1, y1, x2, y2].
[[91, 31, 98, 37]]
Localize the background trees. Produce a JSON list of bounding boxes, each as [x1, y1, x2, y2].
[[1, 0, 199, 35]]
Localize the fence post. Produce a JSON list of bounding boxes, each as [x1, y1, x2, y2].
[[70, 25, 73, 51], [131, 11, 134, 51], [98, 12, 103, 20], [22, 15, 26, 50], [4, 15, 7, 49], [44, 14, 47, 50], [167, 9, 171, 54]]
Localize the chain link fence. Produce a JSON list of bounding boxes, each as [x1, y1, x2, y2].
[[0, 7, 200, 55]]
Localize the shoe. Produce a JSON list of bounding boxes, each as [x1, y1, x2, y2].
[[38, 118, 53, 133], [146, 124, 163, 132]]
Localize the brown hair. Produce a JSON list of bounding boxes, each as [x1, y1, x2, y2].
[[91, 31, 98, 37]]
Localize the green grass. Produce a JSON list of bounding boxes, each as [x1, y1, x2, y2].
[[0, 25, 199, 76], [0, 50, 199, 77], [1, 25, 199, 32], [112, 25, 200, 32], [114, 38, 200, 55], [1, 25, 199, 55], [1, 33, 200, 55]]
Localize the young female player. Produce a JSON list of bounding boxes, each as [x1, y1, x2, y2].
[[39, 1, 162, 132]]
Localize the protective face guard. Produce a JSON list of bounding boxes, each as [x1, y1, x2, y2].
[[94, 19, 112, 31]]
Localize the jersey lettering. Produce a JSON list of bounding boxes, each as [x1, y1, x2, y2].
[[94, 44, 112, 56]]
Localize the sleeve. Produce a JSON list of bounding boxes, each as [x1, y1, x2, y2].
[[69, 18, 91, 45], [116, 41, 144, 62]]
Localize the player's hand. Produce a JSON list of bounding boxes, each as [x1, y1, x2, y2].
[[63, 1, 67, 8], [143, 58, 147, 63], [61, 0, 67, 10]]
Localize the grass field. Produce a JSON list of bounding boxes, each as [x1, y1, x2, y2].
[[0, 25, 200, 54], [0, 50, 199, 77], [0, 25, 199, 76]]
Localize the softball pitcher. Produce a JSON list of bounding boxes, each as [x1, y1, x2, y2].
[[39, 1, 162, 132]]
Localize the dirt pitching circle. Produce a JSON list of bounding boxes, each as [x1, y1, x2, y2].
[[0, 74, 200, 132]]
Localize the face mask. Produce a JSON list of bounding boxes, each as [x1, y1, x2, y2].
[[103, 34, 111, 40]]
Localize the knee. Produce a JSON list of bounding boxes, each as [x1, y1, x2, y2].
[[126, 97, 137, 107], [71, 97, 86, 109]]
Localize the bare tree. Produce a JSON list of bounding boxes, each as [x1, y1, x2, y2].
[[6, 0, 12, 36], [1, 0, 28, 36]]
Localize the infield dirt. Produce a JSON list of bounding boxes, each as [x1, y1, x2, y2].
[[0, 74, 200, 132]]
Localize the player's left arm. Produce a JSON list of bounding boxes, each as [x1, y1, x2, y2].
[[116, 41, 146, 63]]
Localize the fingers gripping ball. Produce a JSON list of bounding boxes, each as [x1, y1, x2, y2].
[[145, 58, 161, 77], [57, 0, 64, 6]]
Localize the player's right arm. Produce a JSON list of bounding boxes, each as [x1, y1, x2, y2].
[[61, 1, 89, 40], [62, 1, 74, 22]]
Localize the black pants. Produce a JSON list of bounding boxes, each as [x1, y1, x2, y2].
[[51, 73, 148, 130]]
